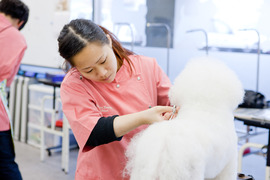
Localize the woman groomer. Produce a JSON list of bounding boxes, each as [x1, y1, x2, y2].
[[58, 19, 175, 180]]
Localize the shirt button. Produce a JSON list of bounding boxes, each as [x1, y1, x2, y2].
[[137, 76, 141, 80], [116, 84, 120, 88]]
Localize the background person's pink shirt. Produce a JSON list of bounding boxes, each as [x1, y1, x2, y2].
[[0, 14, 27, 131], [60, 55, 171, 179]]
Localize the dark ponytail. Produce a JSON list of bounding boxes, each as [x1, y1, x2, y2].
[[98, 25, 134, 73], [58, 19, 134, 73]]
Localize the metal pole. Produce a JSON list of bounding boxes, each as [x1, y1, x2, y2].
[[91, 0, 94, 21], [92, 0, 101, 24], [113, 22, 134, 51], [146, 23, 171, 76], [239, 28, 260, 92], [186, 29, 209, 55]]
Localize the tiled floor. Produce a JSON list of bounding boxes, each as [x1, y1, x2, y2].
[[14, 121, 268, 180], [15, 141, 78, 180]]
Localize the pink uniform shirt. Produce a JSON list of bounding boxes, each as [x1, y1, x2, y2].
[[60, 55, 171, 179], [0, 14, 27, 131]]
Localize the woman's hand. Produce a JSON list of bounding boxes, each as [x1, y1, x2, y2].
[[163, 105, 180, 121], [113, 105, 178, 137], [141, 106, 176, 124]]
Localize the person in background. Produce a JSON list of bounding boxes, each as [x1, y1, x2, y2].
[[0, 0, 29, 179], [58, 19, 177, 180]]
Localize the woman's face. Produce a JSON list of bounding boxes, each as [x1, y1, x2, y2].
[[73, 36, 118, 83]]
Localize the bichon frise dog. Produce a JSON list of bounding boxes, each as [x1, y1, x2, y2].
[[124, 57, 244, 180]]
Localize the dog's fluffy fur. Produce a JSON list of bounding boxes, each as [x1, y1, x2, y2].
[[124, 57, 244, 180]]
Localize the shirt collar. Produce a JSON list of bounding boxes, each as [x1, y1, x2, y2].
[[0, 14, 13, 31], [113, 58, 138, 83]]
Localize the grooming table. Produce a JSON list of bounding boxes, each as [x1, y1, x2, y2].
[[234, 108, 270, 180]]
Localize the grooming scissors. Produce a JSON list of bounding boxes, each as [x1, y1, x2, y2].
[[168, 105, 176, 120]]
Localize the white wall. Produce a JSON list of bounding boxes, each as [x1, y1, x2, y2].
[[132, 0, 270, 99], [20, 0, 270, 99], [21, 0, 69, 68]]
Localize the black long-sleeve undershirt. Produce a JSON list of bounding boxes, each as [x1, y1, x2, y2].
[[86, 115, 123, 147]]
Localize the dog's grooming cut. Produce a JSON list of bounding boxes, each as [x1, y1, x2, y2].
[[124, 57, 244, 180]]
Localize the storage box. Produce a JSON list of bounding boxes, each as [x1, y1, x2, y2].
[[27, 84, 62, 148], [28, 84, 60, 108], [27, 124, 61, 148], [28, 107, 54, 126]]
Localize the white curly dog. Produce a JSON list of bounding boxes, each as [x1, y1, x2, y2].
[[124, 57, 244, 180]]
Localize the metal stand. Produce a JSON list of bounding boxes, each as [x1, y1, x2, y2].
[[186, 28, 209, 56], [239, 29, 260, 92], [146, 22, 171, 76], [113, 22, 135, 51]]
